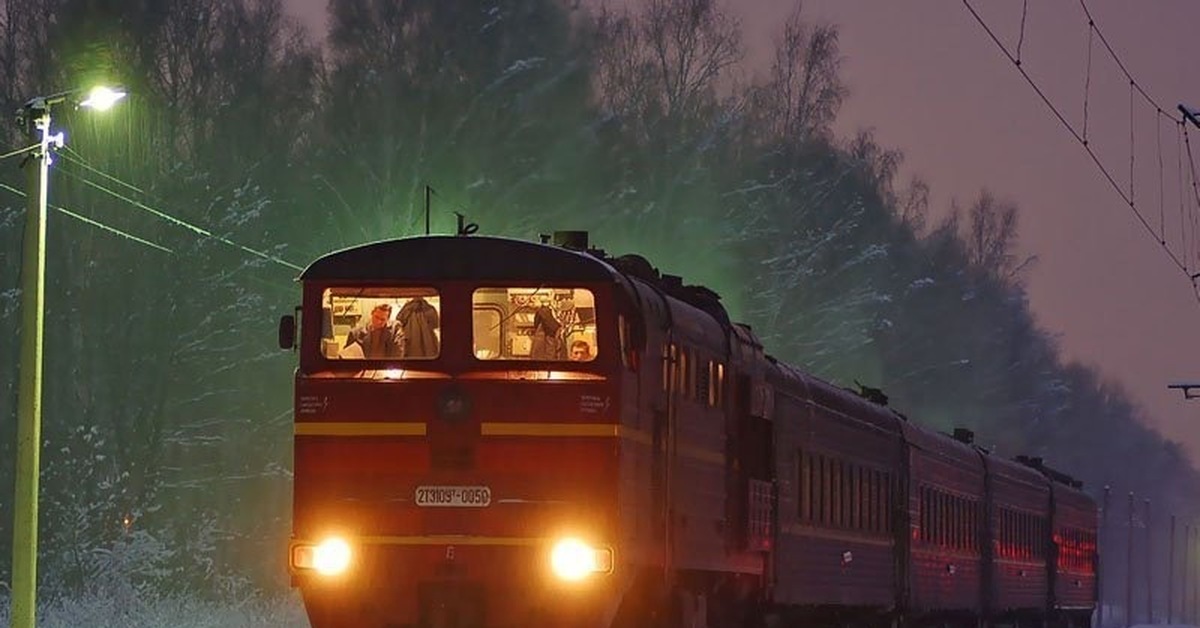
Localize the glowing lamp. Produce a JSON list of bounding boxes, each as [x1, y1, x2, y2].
[[292, 537, 352, 576], [79, 86, 127, 111], [549, 538, 613, 582]]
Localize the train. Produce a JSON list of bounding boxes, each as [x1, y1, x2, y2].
[[277, 231, 1098, 628]]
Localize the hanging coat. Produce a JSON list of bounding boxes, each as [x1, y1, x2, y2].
[[398, 297, 440, 358], [529, 305, 564, 360]]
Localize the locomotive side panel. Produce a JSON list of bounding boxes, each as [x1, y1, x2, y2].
[[666, 308, 733, 573]]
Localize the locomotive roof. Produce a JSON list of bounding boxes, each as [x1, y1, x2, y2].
[[300, 235, 619, 282]]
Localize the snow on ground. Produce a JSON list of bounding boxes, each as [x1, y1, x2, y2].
[[0, 592, 309, 628]]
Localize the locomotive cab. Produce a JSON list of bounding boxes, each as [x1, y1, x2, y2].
[[286, 235, 632, 627]]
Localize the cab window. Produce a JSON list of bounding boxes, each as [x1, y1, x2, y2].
[[320, 287, 440, 360], [472, 287, 597, 361]]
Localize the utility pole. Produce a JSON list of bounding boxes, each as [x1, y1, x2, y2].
[[10, 86, 124, 628], [1144, 499, 1151, 623], [1185, 523, 1192, 626], [1125, 493, 1135, 627], [1169, 515, 1176, 624], [1194, 525, 1199, 624], [11, 96, 54, 628]]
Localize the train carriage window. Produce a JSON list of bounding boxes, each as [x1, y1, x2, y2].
[[1037, 516, 1047, 559], [970, 500, 979, 552], [839, 461, 850, 528], [797, 450, 809, 521], [952, 496, 961, 549], [471, 288, 597, 361], [962, 499, 970, 551], [849, 465, 857, 529], [872, 471, 882, 534], [851, 466, 861, 530], [812, 456, 821, 524], [1003, 510, 1012, 558], [839, 460, 849, 528], [867, 471, 878, 533], [940, 493, 949, 547], [1022, 513, 1031, 559], [618, 315, 632, 370], [865, 471, 875, 533], [686, 352, 698, 401], [713, 363, 725, 407], [960, 497, 969, 549], [941, 493, 949, 548], [1005, 511, 1013, 558], [814, 455, 824, 524], [951, 495, 959, 549], [998, 511, 1008, 559], [962, 497, 970, 550], [881, 472, 892, 532], [930, 491, 939, 545], [937, 492, 947, 547], [320, 287, 441, 360], [678, 349, 688, 390], [819, 455, 831, 525], [947, 494, 955, 547], [835, 458, 844, 528], [1023, 513, 1029, 558], [1027, 514, 1034, 559], [919, 487, 929, 542], [663, 344, 674, 391]]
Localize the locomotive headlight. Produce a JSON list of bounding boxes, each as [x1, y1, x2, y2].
[[549, 537, 613, 581], [291, 537, 352, 576]]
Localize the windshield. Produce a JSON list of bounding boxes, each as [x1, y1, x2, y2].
[[472, 287, 597, 362], [320, 287, 440, 360]]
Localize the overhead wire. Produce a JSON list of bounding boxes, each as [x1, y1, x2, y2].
[[0, 182, 173, 254], [60, 144, 147, 196], [961, 0, 1200, 303], [52, 152, 303, 272], [0, 143, 39, 161]]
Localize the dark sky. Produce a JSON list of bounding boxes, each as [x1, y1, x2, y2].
[[284, 0, 1200, 462]]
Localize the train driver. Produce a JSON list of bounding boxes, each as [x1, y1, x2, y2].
[[344, 303, 405, 358]]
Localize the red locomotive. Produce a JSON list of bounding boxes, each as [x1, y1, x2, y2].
[[278, 232, 1097, 628]]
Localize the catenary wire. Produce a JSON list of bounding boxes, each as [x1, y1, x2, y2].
[[0, 182, 173, 254], [53, 164, 303, 272], [961, 0, 1195, 298]]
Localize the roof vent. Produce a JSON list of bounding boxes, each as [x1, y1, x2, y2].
[[952, 428, 975, 445], [852, 381, 889, 406], [1015, 455, 1044, 469], [552, 231, 588, 250]]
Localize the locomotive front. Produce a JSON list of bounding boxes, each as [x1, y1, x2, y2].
[[281, 236, 628, 627]]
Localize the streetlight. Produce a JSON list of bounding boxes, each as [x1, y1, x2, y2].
[[11, 84, 125, 628]]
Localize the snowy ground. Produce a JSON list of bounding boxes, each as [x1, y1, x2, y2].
[[2, 602, 1193, 627], [0, 592, 309, 628]]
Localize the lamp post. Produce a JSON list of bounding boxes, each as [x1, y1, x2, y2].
[[11, 85, 125, 628]]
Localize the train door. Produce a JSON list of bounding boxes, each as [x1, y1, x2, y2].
[[655, 341, 677, 563], [729, 372, 774, 552]]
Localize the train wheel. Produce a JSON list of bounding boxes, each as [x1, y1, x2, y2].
[[610, 579, 675, 628]]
